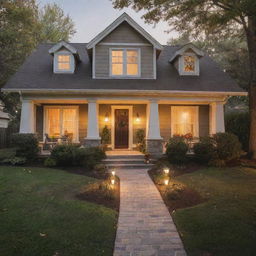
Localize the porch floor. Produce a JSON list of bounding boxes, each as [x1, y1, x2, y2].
[[106, 150, 143, 156]]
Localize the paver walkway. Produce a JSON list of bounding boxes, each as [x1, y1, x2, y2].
[[113, 168, 187, 256]]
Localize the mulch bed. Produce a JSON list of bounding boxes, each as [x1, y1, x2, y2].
[[77, 178, 120, 211], [148, 167, 205, 212]]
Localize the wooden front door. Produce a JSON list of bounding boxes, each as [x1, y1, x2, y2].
[[114, 109, 129, 149]]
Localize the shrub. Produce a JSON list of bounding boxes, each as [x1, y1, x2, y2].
[[193, 137, 215, 164], [51, 144, 79, 166], [2, 157, 26, 165], [0, 148, 16, 162], [213, 132, 242, 162], [44, 157, 57, 167], [50, 144, 106, 170], [166, 136, 188, 164], [135, 129, 146, 153], [11, 133, 39, 160], [225, 111, 249, 151]]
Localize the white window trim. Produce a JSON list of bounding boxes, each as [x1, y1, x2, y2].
[[54, 51, 75, 74], [43, 105, 79, 143], [109, 48, 141, 78], [111, 105, 133, 150], [179, 53, 199, 76], [171, 106, 199, 137]]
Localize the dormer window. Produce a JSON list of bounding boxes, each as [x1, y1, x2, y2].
[[58, 55, 71, 71], [183, 55, 195, 72], [110, 48, 140, 77], [169, 43, 204, 76], [48, 41, 80, 74]]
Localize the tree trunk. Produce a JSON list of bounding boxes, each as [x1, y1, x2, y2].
[[246, 16, 256, 159]]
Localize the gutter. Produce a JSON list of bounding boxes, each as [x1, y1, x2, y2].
[[1, 88, 248, 97]]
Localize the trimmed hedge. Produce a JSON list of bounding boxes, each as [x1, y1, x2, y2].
[[166, 136, 188, 164], [11, 133, 39, 160], [225, 111, 249, 151]]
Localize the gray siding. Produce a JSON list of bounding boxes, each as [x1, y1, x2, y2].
[[95, 21, 154, 79], [199, 105, 209, 137], [101, 21, 149, 44]]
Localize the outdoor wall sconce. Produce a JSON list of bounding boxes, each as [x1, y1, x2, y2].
[[163, 168, 170, 174], [104, 113, 109, 122], [135, 112, 140, 122]]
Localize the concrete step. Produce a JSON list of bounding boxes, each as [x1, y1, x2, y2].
[[103, 159, 145, 165], [105, 155, 145, 160]]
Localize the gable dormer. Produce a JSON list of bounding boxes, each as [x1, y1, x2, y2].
[[49, 41, 80, 74], [169, 43, 204, 76], [86, 13, 163, 79]]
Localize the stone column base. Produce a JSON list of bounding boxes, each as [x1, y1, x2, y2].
[[146, 139, 163, 158], [83, 138, 101, 148]]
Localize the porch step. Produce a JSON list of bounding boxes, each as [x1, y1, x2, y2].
[[106, 163, 154, 169], [105, 154, 145, 160], [103, 159, 146, 165]]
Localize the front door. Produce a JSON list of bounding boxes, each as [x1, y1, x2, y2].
[[114, 109, 129, 149]]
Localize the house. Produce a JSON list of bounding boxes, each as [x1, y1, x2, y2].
[[2, 13, 246, 155]]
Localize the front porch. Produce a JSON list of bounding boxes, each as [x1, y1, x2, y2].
[[19, 97, 226, 155]]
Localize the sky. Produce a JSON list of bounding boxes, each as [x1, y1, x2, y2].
[[38, 0, 178, 44]]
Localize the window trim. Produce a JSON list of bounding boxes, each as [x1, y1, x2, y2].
[[179, 53, 199, 76], [171, 106, 199, 137], [53, 51, 75, 74], [109, 48, 141, 78], [43, 106, 79, 142]]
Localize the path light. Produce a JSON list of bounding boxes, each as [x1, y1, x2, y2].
[[111, 170, 115, 176], [163, 167, 169, 174], [164, 179, 169, 186], [111, 178, 115, 185]]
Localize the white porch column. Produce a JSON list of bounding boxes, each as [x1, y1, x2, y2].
[[19, 100, 35, 133], [210, 102, 225, 134], [86, 99, 100, 139], [146, 99, 162, 140]]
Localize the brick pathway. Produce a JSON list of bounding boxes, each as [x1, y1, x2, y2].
[[113, 168, 187, 256]]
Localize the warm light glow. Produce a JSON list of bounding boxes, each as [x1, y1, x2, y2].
[[184, 55, 195, 72], [135, 112, 140, 122], [104, 117, 109, 122], [164, 179, 169, 185], [181, 112, 189, 122], [164, 168, 169, 174], [111, 179, 115, 185], [111, 171, 115, 176], [58, 55, 71, 70]]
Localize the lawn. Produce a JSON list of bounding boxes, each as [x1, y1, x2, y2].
[[0, 166, 117, 256], [172, 167, 256, 256]]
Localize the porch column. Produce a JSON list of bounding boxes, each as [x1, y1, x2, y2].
[[146, 99, 163, 156], [84, 99, 101, 147], [210, 102, 225, 134], [20, 99, 35, 133]]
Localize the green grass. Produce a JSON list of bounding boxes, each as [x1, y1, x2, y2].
[[0, 166, 117, 256], [172, 167, 256, 256]]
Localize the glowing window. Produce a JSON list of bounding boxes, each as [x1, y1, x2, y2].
[[111, 49, 139, 76], [58, 55, 71, 70], [171, 106, 199, 137], [183, 55, 195, 72], [45, 107, 78, 142]]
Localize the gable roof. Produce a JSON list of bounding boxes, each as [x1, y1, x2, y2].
[[48, 41, 78, 54], [86, 13, 163, 50], [2, 43, 245, 95], [169, 43, 204, 63]]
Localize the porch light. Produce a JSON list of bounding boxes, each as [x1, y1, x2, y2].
[[163, 168, 169, 174], [135, 112, 140, 122], [164, 179, 169, 186], [104, 113, 109, 122], [111, 178, 115, 185]]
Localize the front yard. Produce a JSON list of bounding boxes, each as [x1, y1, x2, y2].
[[164, 167, 256, 256], [0, 166, 117, 256]]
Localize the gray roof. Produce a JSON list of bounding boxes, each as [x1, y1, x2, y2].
[[3, 43, 244, 93]]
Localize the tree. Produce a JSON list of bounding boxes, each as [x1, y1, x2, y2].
[[112, 0, 256, 158], [39, 3, 76, 43], [0, 1, 76, 123]]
